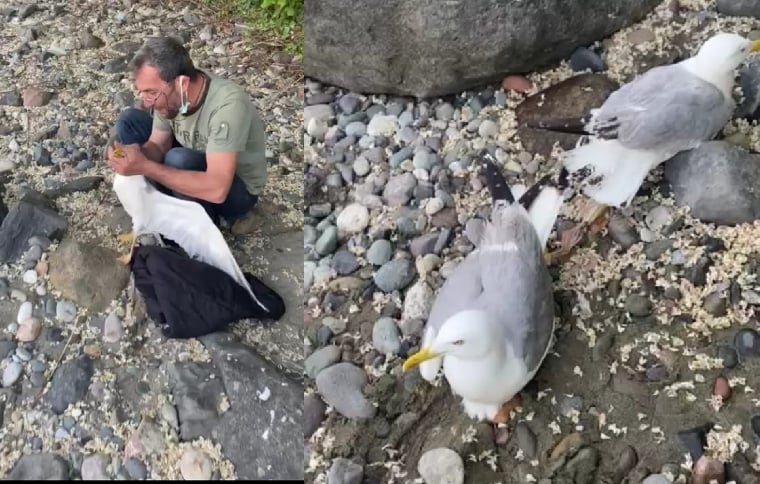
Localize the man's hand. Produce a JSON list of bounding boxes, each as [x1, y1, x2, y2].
[[108, 141, 150, 176]]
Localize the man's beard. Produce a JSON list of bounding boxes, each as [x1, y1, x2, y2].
[[163, 104, 181, 119]]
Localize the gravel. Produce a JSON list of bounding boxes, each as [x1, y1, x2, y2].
[[315, 363, 376, 420], [0, 0, 303, 480], [372, 317, 402, 355], [417, 448, 465, 484], [303, 3, 760, 483]]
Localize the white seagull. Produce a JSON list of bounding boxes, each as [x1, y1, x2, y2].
[[402, 153, 562, 424], [560, 32, 760, 210], [111, 171, 268, 311]]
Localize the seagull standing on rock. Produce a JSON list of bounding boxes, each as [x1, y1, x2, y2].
[[530, 32, 760, 239], [402, 152, 562, 426]]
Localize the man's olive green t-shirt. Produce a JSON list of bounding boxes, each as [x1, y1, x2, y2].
[[152, 70, 268, 196]]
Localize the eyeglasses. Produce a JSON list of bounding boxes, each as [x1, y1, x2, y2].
[[135, 82, 174, 103]]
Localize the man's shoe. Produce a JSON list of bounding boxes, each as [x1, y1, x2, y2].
[[231, 210, 256, 235]]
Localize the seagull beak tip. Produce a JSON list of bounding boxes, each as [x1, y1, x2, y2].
[[402, 347, 440, 371]]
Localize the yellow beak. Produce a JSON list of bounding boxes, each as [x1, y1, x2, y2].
[[402, 347, 442, 372], [751, 40, 760, 53]]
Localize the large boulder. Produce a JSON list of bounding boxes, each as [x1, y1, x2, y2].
[[47, 237, 131, 314], [304, 0, 661, 98], [664, 141, 760, 226]]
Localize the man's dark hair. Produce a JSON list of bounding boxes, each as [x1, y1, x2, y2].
[[129, 36, 198, 81]]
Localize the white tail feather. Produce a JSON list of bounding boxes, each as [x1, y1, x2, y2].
[[525, 187, 563, 249], [510, 184, 527, 200], [563, 139, 663, 207]]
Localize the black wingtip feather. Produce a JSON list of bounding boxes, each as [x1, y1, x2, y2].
[[558, 167, 571, 191], [479, 151, 515, 204], [517, 173, 555, 209], [524, 116, 592, 135], [479, 151, 569, 211]]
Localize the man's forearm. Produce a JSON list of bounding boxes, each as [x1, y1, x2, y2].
[[141, 161, 223, 203], [141, 141, 166, 164]]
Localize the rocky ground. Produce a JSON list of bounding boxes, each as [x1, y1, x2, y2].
[[304, 1, 760, 483], [0, 0, 304, 480]]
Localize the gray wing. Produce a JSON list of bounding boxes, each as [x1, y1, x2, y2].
[[426, 206, 554, 371], [589, 64, 732, 150], [426, 253, 484, 334], [475, 206, 555, 371]]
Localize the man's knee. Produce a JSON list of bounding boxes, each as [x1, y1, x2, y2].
[[163, 147, 206, 171], [116, 107, 143, 123], [115, 107, 152, 145]]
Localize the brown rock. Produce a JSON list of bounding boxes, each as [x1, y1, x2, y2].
[[611, 370, 650, 397], [304, 309, 313, 327], [711, 375, 732, 401], [83, 344, 101, 358], [22, 88, 53, 107], [180, 449, 213, 480], [494, 426, 510, 445], [658, 349, 679, 371], [56, 122, 72, 140], [430, 207, 458, 228], [328, 276, 367, 292], [231, 198, 300, 236], [78, 31, 105, 49], [124, 429, 145, 459], [16, 318, 41, 342], [692, 455, 725, 484], [550, 432, 583, 461], [627, 27, 656, 45], [613, 445, 638, 481], [502, 75, 533, 93], [35, 260, 48, 275], [126, 417, 166, 458], [515, 73, 619, 158], [47, 238, 130, 313], [110, 40, 142, 56]]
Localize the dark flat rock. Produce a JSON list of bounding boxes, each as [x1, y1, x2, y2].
[[6, 453, 69, 480], [665, 141, 760, 225], [43, 176, 104, 199], [0, 197, 67, 263], [170, 332, 302, 479], [516, 74, 619, 158], [49, 354, 95, 415]]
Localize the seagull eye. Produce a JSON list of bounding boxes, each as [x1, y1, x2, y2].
[[453, 340, 464, 346]]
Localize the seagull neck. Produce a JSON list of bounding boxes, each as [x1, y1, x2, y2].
[[489, 343, 508, 367], [449, 344, 506, 372], [680, 57, 733, 98], [479, 335, 509, 367]]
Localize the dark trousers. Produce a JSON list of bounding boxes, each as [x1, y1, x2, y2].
[[115, 107, 258, 223]]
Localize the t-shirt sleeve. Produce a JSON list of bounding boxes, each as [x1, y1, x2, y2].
[[205, 96, 253, 153], [152, 113, 172, 132]]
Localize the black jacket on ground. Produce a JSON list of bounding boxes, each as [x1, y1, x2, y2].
[[129, 244, 286, 339]]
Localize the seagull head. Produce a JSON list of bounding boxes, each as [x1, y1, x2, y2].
[[696, 32, 760, 72], [402, 309, 499, 371]]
